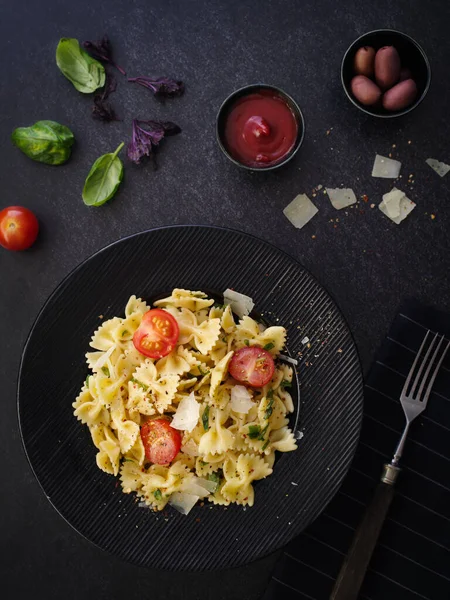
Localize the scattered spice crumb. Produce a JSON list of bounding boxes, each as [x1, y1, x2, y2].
[[337, 348, 343, 353], [362, 194, 369, 202], [311, 235, 316, 239], [408, 140, 412, 144], [392, 144, 396, 148], [99, 314, 104, 319], [291, 482, 298, 486], [370, 203, 375, 209], [431, 214, 436, 220]]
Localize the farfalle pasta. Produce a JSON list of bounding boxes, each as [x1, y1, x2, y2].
[[73, 289, 298, 513]]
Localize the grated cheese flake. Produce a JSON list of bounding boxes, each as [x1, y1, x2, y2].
[[372, 154, 401, 178], [326, 188, 357, 210], [426, 158, 450, 178], [379, 188, 416, 224], [283, 194, 318, 229]]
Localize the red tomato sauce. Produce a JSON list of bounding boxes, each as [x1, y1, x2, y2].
[[223, 90, 298, 168]]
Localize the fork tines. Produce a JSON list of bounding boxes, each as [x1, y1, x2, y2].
[[402, 330, 450, 406]]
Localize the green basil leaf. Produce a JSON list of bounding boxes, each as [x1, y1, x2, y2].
[[56, 38, 105, 93], [264, 342, 275, 351], [280, 379, 292, 389], [82, 142, 124, 206], [101, 366, 110, 377], [11, 120, 74, 165], [153, 489, 162, 501], [248, 424, 261, 439], [202, 405, 210, 431]]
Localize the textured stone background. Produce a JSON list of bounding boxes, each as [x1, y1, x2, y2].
[[1, 0, 449, 598]]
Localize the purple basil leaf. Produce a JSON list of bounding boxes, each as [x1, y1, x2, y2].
[[91, 72, 119, 122], [128, 76, 185, 100], [127, 119, 181, 165], [92, 96, 119, 122], [83, 35, 126, 76]]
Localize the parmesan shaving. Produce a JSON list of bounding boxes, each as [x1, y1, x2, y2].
[[230, 385, 255, 414], [372, 154, 401, 178], [426, 158, 450, 178], [169, 491, 199, 515], [180, 438, 199, 457], [223, 289, 254, 318], [379, 188, 416, 224], [279, 354, 298, 366], [170, 392, 200, 432], [283, 194, 318, 229], [94, 344, 116, 370], [326, 188, 357, 210]]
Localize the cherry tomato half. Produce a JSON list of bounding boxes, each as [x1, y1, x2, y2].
[[140, 419, 182, 465], [229, 346, 275, 388], [0, 206, 39, 251], [133, 309, 180, 359]]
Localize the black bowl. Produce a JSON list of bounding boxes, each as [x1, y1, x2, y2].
[[216, 84, 305, 171], [341, 29, 431, 118]]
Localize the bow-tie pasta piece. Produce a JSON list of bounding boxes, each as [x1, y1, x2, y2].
[[125, 295, 149, 317], [221, 305, 236, 334], [154, 289, 214, 311], [130, 360, 179, 414], [219, 453, 272, 506], [73, 381, 111, 427], [90, 317, 123, 351], [156, 346, 200, 377], [198, 407, 234, 456], [210, 351, 234, 398], [91, 425, 121, 475], [110, 396, 140, 453], [270, 426, 298, 452]]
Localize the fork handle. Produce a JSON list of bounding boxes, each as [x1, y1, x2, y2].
[[329, 464, 400, 600]]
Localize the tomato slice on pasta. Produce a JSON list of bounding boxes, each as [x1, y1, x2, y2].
[[133, 309, 179, 359], [140, 419, 182, 465], [229, 346, 275, 388]]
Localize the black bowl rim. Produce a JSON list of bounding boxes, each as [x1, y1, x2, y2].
[[341, 28, 432, 119], [216, 83, 306, 171]]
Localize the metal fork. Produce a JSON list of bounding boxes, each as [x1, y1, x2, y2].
[[330, 330, 450, 600]]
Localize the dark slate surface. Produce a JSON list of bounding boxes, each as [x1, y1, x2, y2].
[[1, 0, 449, 598]]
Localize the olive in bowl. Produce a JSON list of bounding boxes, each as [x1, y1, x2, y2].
[[341, 29, 431, 118]]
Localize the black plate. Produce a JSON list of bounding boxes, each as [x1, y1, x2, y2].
[[18, 226, 363, 570]]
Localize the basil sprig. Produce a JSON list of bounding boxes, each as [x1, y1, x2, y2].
[[56, 38, 105, 93], [82, 142, 124, 206]]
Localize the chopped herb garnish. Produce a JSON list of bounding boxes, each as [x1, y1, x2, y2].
[[207, 472, 221, 486], [130, 377, 149, 391], [221, 337, 227, 343], [280, 380, 292, 389], [153, 489, 162, 501], [264, 342, 275, 351], [198, 365, 210, 377], [213, 302, 224, 309], [202, 405, 210, 431], [264, 392, 275, 420], [261, 439, 270, 451], [121, 330, 129, 337], [101, 366, 110, 377], [85, 375, 91, 387], [199, 460, 208, 467], [244, 339, 250, 346], [248, 425, 261, 439], [258, 424, 269, 440]]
